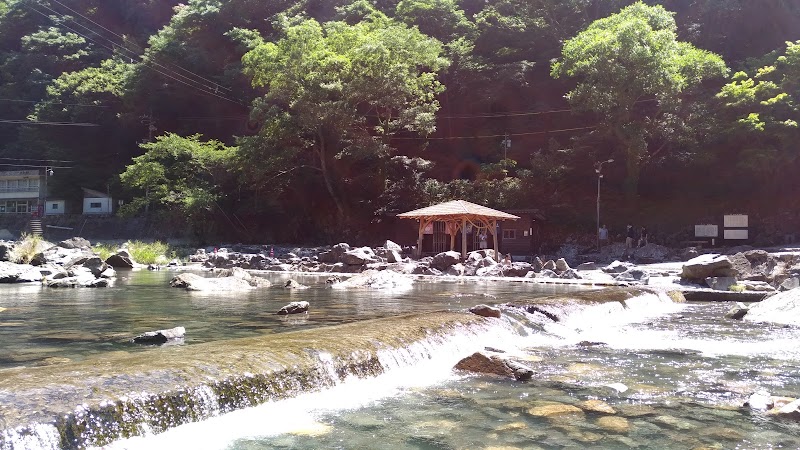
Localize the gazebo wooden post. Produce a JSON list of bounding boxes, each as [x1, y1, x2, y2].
[[448, 221, 457, 251], [416, 218, 426, 258], [461, 217, 467, 258], [492, 219, 499, 261]]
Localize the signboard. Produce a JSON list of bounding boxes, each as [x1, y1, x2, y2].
[[724, 229, 749, 240], [695, 224, 718, 238], [724, 214, 748, 228]]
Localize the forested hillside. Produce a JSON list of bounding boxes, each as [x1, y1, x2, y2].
[[1, 0, 798, 245]]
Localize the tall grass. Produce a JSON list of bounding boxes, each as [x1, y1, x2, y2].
[[91, 240, 173, 265], [11, 233, 45, 264], [126, 240, 171, 265], [92, 243, 117, 261]]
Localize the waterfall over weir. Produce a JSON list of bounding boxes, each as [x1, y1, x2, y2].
[[0, 289, 688, 450], [0, 311, 510, 450]]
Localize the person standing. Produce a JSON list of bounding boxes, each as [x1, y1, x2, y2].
[[598, 224, 609, 248], [479, 231, 488, 250], [625, 225, 635, 250], [638, 226, 648, 247]]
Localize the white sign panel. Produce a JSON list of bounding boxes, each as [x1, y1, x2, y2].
[[695, 224, 718, 238], [724, 229, 749, 240], [724, 214, 748, 228]]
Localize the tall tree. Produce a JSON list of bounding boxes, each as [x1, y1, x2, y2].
[[237, 13, 448, 229], [551, 2, 728, 196], [716, 40, 800, 179]]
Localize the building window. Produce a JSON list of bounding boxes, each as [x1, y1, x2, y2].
[[90, 202, 102, 208], [502, 229, 517, 240], [51, 203, 59, 210]]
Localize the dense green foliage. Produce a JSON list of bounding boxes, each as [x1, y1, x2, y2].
[[1, 0, 799, 244]]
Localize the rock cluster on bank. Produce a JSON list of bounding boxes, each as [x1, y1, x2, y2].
[[0, 237, 121, 288]]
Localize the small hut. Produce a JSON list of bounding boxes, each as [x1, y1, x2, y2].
[[397, 200, 520, 260]]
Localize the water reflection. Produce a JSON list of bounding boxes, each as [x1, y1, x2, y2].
[[0, 269, 582, 369]]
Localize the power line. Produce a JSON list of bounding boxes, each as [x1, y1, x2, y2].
[[0, 98, 112, 108], [47, 0, 233, 93], [0, 119, 100, 126], [0, 163, 73, 169], [0, 157, 75, 163], [27, 4, 246, 108], [391, 125, 597, 140]]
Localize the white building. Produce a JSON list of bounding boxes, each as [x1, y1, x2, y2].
[[82, 188, 113, 215], [0, 170, 41, 214]]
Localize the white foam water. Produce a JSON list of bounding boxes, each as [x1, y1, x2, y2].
[[93, 317, 526, 450]]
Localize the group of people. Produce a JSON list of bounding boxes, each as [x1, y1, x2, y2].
[[598, 224, 648, 249]]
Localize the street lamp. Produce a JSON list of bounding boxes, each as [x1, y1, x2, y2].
[[595, 159, 614, 251], [42, 166, 53, 217]]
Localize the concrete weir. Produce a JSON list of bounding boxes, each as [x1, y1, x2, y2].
[[0, 311, 485, 450]]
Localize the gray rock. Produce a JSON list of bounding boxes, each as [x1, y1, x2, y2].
[[454, 352, 533, 381], [105, 253, 134, 268], [284, 279, 308, 289], [504, 262, 533, 277], [681, 255, 737, 280], [615, 268, 650, 284], [57, 237, 91, 249], [277, 301, 310, 315], [780, 277, 800, 291], [560, 268, 583, 280], [469, 304, 501, 318], [725, 302, 749, 320], [476, 265, 504, 277], [386, 249, 402, 264], [411, 265, 442, 276], [384, 240, 402, 252], [431, 251, 462, 271], [169, 273, 255, 292], [446, 263, 465, 276], [543, 260, 556, 271], [576, 262, 597, 271], [744, 288, 800, 325], [538, 269, 559, 278], [555, 258, 570, 272], [132, 326, 185, 345], [602, 260, 634, 274], [532, 256, 544, 272], [341, 248, 374, 266]]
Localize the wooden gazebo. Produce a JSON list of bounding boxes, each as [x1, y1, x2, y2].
[[397, 200, 520, 260]]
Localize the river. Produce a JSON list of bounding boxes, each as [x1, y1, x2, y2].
[[1, 269, 799, 449]]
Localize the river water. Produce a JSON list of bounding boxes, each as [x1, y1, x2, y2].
[[2, 270, 800, 449]]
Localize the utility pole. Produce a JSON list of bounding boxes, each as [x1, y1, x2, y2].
[[501, 132, 511, 160]]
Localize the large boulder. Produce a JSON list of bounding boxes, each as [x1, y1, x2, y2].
[[332, 269, 413, 290], [58, 237, 91, 250], [277, 301, 310, 315], [681, 255, 738, 280], [555, 258, 570, 272], [743, 288, 800, 325], [384, 240, 402, 253], [615, 268, 650, 284], [504, 262, 533, 277], [602, 260, 634, 274], [454, 352, 534, 381], [132, 326, 185, 345], [632, 243, 671, 263], [431, 251, 462, 271], [706, 276, 738, 291], [341, 247, 376, 266], [386, 249, 403, 264], [0, 242, 11, 262], [469, 304, 501, 318], [105, 252, 135, 268], [169, 272, 256, 292]]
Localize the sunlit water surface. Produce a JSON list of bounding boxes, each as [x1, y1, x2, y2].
[[3, 270, 800, 449]]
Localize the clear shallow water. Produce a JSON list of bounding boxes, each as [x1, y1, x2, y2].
[[0, 269, 579, 369], [102, 294, 800, 450], [3, 270, 800, 450]]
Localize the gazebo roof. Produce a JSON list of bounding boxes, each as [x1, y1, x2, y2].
[[397, 200, 519, 220]]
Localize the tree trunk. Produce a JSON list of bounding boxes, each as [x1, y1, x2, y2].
[[317, 130, 346, 223]]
